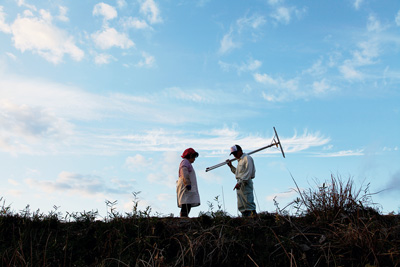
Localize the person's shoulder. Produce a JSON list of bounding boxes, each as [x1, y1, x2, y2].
[[180, 158, 189, 166], [245, 153, 254, 161]]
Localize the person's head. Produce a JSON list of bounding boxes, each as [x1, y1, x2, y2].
[[181, 148, 199, 163], [230, 144, 243, 159]]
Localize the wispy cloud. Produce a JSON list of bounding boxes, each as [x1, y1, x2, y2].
[[4, 8, 84, 64], [311, 149, 364, 158], [140, 0, 162, 24], [91, 27, 134, 50], [164, 87, 209, 103], [236, 14, 266, 32], [93, 3, 118, 21], [266, 189, 297, 209], [143, 151, 179, 188], [219, 58, 262, 74], [396, 10, 400, 26], [136, 51, 155, 68], [268, 1, 307, 25], [94, 53, 116, 64], [254, 72, 300, 102], [0, 6, 11, 33], [219, 14, 266, 55], [16, 0, 36, 11], [219, 29, 239, 54], [122, 17, 151, 30], [339, 38, 380, 81], [125, 154, 153, 171], [57, 6, 69, 22], [25, 171, 134, 197], [0, 73, 330, 156], [0, 99, 75, 154], [354, 0, 364, 10]]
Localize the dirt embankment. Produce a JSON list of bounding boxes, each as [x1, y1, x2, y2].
[[1, 211, 399, 266]]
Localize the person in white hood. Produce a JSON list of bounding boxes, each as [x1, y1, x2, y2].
[[226, 144, 257, 217], [177, 148, 200, 217]]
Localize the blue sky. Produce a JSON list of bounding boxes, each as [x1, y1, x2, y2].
[[1, 0, 399, 217]]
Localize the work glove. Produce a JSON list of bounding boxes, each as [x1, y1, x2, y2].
[[186, 185, 192, 191]]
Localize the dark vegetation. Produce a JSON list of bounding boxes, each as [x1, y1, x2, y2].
[[1, 175, 399, 266]]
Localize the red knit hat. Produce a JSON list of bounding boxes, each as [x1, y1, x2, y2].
[[181, 148, 199, 158]]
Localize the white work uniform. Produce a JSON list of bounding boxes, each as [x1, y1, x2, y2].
[[229, 153, 256, 212]]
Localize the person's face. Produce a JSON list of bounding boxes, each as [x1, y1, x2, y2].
[[232, 150, 243, 159], [189, 156, 196, 163]]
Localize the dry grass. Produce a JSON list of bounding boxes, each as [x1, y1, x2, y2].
[[1, 176, 399, 266]]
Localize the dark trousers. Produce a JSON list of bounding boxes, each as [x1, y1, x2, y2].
[[180, 204, 192, 217]]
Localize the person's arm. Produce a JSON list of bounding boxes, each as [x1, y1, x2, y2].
[[180, 166, 192, 190], [226, 160, 236, 174]]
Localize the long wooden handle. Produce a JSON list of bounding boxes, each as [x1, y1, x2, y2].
[[205, 128, 285, 172]]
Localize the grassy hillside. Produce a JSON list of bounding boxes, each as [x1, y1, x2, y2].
[[1, 176, 399, 266]]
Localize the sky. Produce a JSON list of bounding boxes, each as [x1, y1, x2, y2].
[[1, 0, 399, 218]]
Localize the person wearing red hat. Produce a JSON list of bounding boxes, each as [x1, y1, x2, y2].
[[176, 148, 200, 217]]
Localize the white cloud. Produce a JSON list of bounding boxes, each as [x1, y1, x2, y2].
[[117, 0, 127, 9], [367, 14, 384, 32], [0, 99, 75, 154], [0, 78, 105, 121], [271, 6, 291, 24], [140, 0, 162, 24], [219, 12, 269, 55], [136, 51, 155, 68], [57, 6, 69, 22], [0, 73, 330, 156], [0, 6, 11, 33], [94, 53, 116, 64], [9, 12, 84, 64], [92, 27, 134, 50], [269, 4, 307, 25], [236, 14, 266, 32], [254, 73, 278, 85], [219, 58, 262, 74], [26, 171, 134, 197], [125, 154, 153, 171], [219, 30, 239, 54], [395, 10, 400, 27], [146, 151, 179, 188], [354, 0, 364, 10], [339, 62, 363, 80], [93, 3, 118, 21], [16, 0, 36, 11], [6, 52, 17, 60], [266, 189, 297, 202], [164, 87, 208, 103], [122, 17, 150, 29], [312, 149, 364, 157], [256, 74, 300, 102], [313, 79, 332, 94], [338, 39, 380, 81], [302, 58, 326, 76]]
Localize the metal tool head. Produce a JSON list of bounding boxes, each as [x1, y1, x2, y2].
[[273, 127, 286, 158]]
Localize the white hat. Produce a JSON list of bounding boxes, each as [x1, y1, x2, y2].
[[230, 145, 241, 155]]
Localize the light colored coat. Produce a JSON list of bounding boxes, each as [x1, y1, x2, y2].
[[176, 159, 200, 207]]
